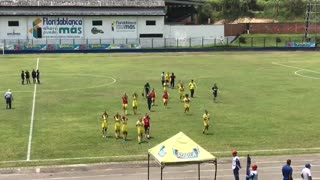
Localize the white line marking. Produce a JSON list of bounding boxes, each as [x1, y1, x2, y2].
[[272, 62, 320, 79], [295, 70, 320, 79], [0, 74, 117, 93], [2, 147, 320, 164], [26, 58, 39, 161], [272, 62, 320, 74]]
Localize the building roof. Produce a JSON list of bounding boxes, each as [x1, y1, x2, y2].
[[0, 0, 165, 7], [0, 7, 165, 16]]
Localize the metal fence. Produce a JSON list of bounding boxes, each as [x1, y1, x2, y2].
[[0, 36, 317, 50]]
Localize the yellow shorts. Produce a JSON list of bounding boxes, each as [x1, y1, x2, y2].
[[132, 101, 138, 107], [184, 104, 190, 109], [137, 128, 143, 136], [122, 104, 128, 109], [114, 124, 121, 131], [101, 122, 108, 129], [203, 121, 209, 127], [122, 125, 128, 133]]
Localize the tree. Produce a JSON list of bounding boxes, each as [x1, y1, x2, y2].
[[222, 0, 241, 21]]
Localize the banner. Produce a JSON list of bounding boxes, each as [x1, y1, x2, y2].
[[111, 20, 137, 33], [287, 42, 316, 48], [28, 17, 84, 39], [12, 44, 141, 51]]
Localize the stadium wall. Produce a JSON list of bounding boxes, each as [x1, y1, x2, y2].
[[164, 25, 224, 39], [0, 16, 165, 40]]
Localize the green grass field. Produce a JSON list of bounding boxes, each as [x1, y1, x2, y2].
[[1, 52, 320, 167]]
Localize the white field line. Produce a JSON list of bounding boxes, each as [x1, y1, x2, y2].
[[0, 74, 117, 93], [272, 62, 320, 74], [295, 70, 320, 80], [26, 58, 39, 161], [1, 147, 320, 164]]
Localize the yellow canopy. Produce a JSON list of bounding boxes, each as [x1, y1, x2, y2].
[[148, 132, 216, 165]]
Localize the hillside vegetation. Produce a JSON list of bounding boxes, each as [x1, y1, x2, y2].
[[199, 0, 307, 23]]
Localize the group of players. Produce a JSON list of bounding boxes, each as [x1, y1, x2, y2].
[[21, 69, 40, 85], [100, 72, 219, 143], [101, 109, 151, 144]]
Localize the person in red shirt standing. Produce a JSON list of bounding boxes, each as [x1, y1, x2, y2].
[[150, 88, 156, 106], [143, 113, 151, 139], [122, 93, 128, 115], [162, 90, 169, 109]]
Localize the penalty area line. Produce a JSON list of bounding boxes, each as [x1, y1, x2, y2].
[[26, 58, 39, 161]]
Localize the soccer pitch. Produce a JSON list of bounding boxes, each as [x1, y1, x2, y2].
[[1, 52, 320, 167]]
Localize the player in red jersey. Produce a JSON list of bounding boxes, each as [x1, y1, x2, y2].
[[162, 90, 169, 109], [150, 88, 156, 106], [143, 113, 151, 139], [122, 93, 128, 115]]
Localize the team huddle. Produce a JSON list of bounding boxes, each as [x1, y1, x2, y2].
[[100, 72, 219, 143]]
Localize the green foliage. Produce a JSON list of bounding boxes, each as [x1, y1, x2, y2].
[[201, 0, 308, 22], [239, 36, 247, 43]]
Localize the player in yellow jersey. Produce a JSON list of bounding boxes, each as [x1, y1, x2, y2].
[[121, 115, 128, 141], [163, 80, 169, 91], [177, 82, 185, 102], [101, 111, 108, 138], [165, 72, 170, 83], [114, 112, 121, 139], [183, 94, 191, 113], [122, 93, 128, 115], [202, 110, 210, 134], [132, 92, 138, 115], [136, 117, 144, 144], [188, 79, 197, 98]]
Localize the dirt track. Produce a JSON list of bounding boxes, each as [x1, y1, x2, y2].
[[0, 154, 319, 180]]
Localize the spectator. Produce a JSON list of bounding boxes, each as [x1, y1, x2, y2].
[[301, 163, 312, 180], [232, 151, 241, 180], [246, 164, 258, 180], [282, 159, 293, 180]]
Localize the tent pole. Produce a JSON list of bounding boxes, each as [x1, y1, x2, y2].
[[160, 166, 164, 180], [198, 163, 200, 180], [214, 160, 217, 180], [148, 153, 150, 180]]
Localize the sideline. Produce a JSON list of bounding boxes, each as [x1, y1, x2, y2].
[[27, 58, 39, 161], [1, 147, 320, 164]]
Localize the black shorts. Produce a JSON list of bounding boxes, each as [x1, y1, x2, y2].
[[144, 126, 149, 132], [213, 91, 217, 97]]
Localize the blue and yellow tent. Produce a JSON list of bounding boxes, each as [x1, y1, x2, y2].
[[147, 132, 217, 180]]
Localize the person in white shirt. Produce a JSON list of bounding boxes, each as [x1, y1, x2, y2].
[[301, 163, 312, 180], [4, 89, 13, 109], [232, 151, 241, 180], [246, 164, 258, 180]]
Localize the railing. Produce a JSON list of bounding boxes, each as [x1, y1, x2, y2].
[[0, 36, 317, 51]]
